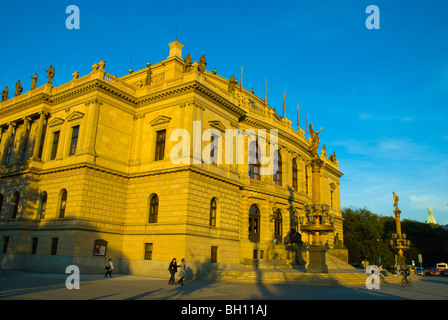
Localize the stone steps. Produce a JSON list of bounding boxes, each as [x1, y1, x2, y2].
[[199, 269, 419, 287]]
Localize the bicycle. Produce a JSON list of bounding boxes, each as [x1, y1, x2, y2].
[[401, 276, 412, 287]]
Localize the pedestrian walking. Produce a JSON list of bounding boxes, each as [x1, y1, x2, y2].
[[105, 258, 113, 278], [168, 258, 178, 285], [177, 258, 186, 285]]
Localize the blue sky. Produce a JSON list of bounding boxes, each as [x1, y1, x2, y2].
[[1, 0, 447, 224]]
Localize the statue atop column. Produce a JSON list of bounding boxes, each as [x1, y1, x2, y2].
[[14, 80, 23, 96], [44, 65, 55, 85], [1, 86, 8, 102], [31, 72, 38, 90], [393, 192, 399, 208], [309, 123, 323, 156]]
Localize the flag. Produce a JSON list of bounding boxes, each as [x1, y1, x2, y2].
[[297, 102, 299, 130], [306, 112, 309, 134], [282, 91, 285, 116], [240, 66, 243, 93], [264, 79, 267, 106]]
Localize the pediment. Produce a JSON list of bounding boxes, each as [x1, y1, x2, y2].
[[66, 111, 85, 121], [150, 115, 172, 126], [208, 120, 226, 132], [48, 117, 65, 127]]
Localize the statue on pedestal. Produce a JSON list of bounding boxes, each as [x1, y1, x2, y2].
[[309, 123, 323, 156], [44, 65, 55, 85], [31, 72, 38, 90], [14, 80, 23, 96], [1, 86, 8, 102], [197, 54, 207, 73], [145, 61, 152, 86], [183, 53, 192, 72]]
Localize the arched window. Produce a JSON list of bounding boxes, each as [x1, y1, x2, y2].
[[58, 189, 67, 218], [39, 192, 47, 219], [12, 192, 20, 219], [274, 209, 282, 243], [292, 159, 298, 191], [0, 193, 3, 216], [210, 197, 217, 227], [248, 141, 260, 180], [249, 204, 260, 243], [273, 150, 282, 186], [148, 194, 159, 223]]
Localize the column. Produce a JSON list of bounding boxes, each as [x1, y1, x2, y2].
[[32, 111, 50, 161]]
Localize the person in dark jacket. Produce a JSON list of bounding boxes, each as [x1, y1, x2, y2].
[[168, 258, 178, 285]]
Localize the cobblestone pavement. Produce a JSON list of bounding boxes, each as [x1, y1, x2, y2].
[[0, 271, 447, 301]]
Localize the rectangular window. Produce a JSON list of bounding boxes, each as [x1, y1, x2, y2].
[[50, 131, 60, 160], [37, 120, 47, 159], [211, 246, 218, 263], [51, 238, 58, 255], [210, 133, 219, 164], [69, 125, 80, 156], [2, 237, 9, 253], [6, 130, 16, 165], [144, 243, 153, 260], [31, 238, 38, 254], [155, 130, 166, 161], [21, 124, 31, 162]]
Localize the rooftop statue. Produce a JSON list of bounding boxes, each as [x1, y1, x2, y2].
[[14, 80, 23, 96], [228, 75, 237, 93], [31, 72, 38, 90], [145, 61, 152, 86], [197, 54, 206, 73], [44, 65, 55, 85], [183, 53, 192, 72], [1, 86, 8, 102]]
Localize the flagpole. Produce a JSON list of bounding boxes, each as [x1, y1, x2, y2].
[[264, 79, 267, 106], [297, 102, 299, 130], [306, 112, 309, 135], [283, 91, 285, 117], [240, 66, 243, 93]]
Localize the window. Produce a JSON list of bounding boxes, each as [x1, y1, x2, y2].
[[209, 197, 217, 227], [210, 133, 219, 164], [248, 141, 260, 180], [292, 159, 298, 191], [39, 191, 47, 219], [249, 204, 260, 243], [144, 243, 153, 260], [69, 125, 80, 156], [2, 237, 9, 253], [6, 129, 16, 165], [58, 189, 67, 218], [273, 151, 282, 186], [37, 120, 47, 159], [0, 193, 3, 215], [50, 131, 60, 160], [21, 124, 31, 162], [93, 239, 108, 256], [148, 194, 159, 223], [12, 192, 20, 219], [155, 130, 166, 161], [211, 246, 218, 263], [51, 238, 58, 255], [274, 209, 282, 243], [31, 238, 38, 254]]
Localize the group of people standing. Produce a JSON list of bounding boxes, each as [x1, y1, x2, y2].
[[102, 257, 187, 285], [169, 258, 186, 285]]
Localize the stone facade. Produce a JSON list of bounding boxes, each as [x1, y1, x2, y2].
[[0, 41, 343, 278]]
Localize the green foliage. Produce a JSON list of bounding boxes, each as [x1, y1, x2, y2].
[[342, 207, 448, 268]]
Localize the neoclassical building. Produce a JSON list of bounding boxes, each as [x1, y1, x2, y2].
[[0, 41, 344, 277]]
